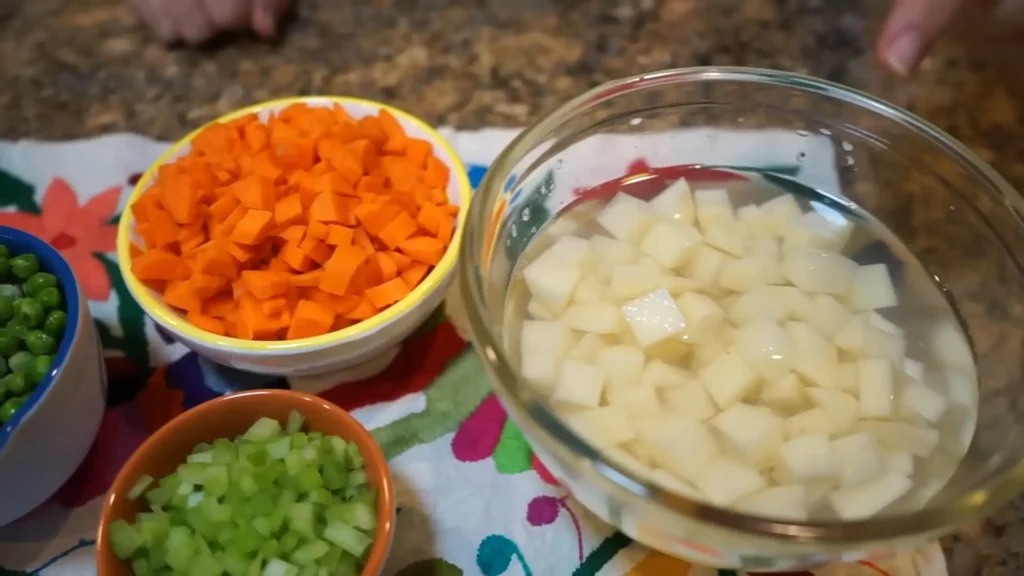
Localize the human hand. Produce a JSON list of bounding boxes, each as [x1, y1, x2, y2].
[[877, 0, 1024, 74], [130, 0, 292, 45]]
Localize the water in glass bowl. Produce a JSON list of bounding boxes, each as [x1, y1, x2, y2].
[[503, 166, 979, 522]]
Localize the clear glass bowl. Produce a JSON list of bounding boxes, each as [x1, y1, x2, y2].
[[457, 67, 1024, 570]]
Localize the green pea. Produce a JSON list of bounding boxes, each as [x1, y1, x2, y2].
[[2, 373, 27, 396], [35, 287, 62, 311], [0, 245, 10, 259], [0, 298, 12, 325], [0, 396, 26, 423], [8, 351, 33, 375], [6, 319, 29, 341], [0, 328, 18, 356], [13, 298, 43, 327], [25, 330, 55, 355], [9, 254, 39, 280], [32, 355, 52, 384], [0, 259, 9, 281], [42, 310, 67, 337], [0, 357, 7, 379], [0, 284, 21, 301], [24, 272, 57, 297]]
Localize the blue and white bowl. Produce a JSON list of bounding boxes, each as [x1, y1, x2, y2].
[[0, 226, 106, 527]]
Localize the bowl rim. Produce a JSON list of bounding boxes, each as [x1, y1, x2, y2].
[[115, 95, 473, 353], [0, 225, 81, 451], [96, 389, 396, 575], [462, 66, 1024, 546]]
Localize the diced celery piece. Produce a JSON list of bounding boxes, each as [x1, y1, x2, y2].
[[244, 417, 283, 442], [109, 520, 145, 559], [252, 516, 273, 537], [193, 442, 213, 454], [287, 502, 315, 535], [145, 474, 181, 507], [292, 432, 309, 450], [165, 526, 195, 572], [324, 501, 376, 532], [291, 539, 330, 565], [204, 464, 230, 497], [328, 437, 348, 462], [348, 469, 367, 487], [322, 522, 372, 557], [296, 468, 323, 492], [188, 451, 214, 464], [301, 445, 318, 462], [321, 462, 348, 491], [318, 547, 342, 571], [286, 410, 306, 434], [353, 487, 376, 508], [199, 497, 231, 524], [131, 557, 152, 576], [178, 463, 208, 485], [128, 474, 155, 501], [263, 558, 299, 576], [248, 553, 265, 576], [228, 524, 263, 555], [137, 511, 171, 546], [186, 491, 205, 509], [266, 508, 287, 534], [335, 551, 359, 576], [344, 443, 364, 468], [278, 488, 298, 508], [191, 553, 223, 576], [238, 473, 259, 496], [267, 437, 292, 461], [279, 531, 302, 555], [307, 432, 323, 442], [259, 540, 281, 561], [284, 450, 305, 476], [249, 494, 275, 517], [221, 550, 250, 576], [299, 565, 319, 576]]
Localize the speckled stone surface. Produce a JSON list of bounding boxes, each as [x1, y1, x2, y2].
[[3, 0, 1024, 572]]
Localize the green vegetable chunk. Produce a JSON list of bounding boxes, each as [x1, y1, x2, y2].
[[35, 286, 61, 310], [31, 355, 52, 384], [0, 328, 19, 357], [2, 373, 28, 396], [9, 254, 39, 280], [0, 396, 23, 423], [24, 272, 57, 297], [26, 330, 55, 355], [42, 309, 66, 337], [109, 520, 145, 559], [0, 245, 10, 259], [0, 298, 13, 324], [0, 260, 10, 281], [8, 351, 33, 375], [13, 298, 43, 327], [0, 284, 21, 301], [110, 411, 379, 576]]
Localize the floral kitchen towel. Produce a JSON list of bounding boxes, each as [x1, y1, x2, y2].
[[0, 129, 946, 576]]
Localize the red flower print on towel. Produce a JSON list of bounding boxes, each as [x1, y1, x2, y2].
[[0, 178, 119, 301]]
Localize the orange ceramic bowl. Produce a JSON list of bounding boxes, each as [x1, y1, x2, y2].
[[96, 390, 395, 576]]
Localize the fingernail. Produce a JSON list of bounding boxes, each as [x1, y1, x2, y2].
[[886, 27, 922, 74]]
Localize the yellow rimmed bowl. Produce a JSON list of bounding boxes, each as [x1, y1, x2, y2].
[[116, 96, 472, 378]]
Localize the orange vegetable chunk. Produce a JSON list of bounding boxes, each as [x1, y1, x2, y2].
[[286, 299, 336, 339]]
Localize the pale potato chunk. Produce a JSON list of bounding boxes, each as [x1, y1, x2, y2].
[[835, 315, 907, 364], [928, 320, 975, 372], [641, 359, 693, 388], [779, 433, 836, 481], [590, 235, 638, 264], [562, 303, 625, 335], [759, 194, 803, 237], [522, 235, 593, 312], [746, 236, 785, 285], [900, 379, 949, 423], [718, 257, 771, 292], [595, 345, 646, 391], [682, 245, 730, 288], [737, 485, 808, 520], [520, 320, 574, 391], [703, 222, 748, 258], [645, 338, 691, 364], [782, 247, 857, 295], [552, 360, 606, 407], [694, 188, 735, 230], [737, 204, 770, 237], [777, 285, 814, 322], [676, 292, 726, 342], [782, 210, 853, 253], [784, 408, 837, 438], [729, 285, 797, 325], [661, 381, 719, 420], [659, 275, 702, 297], [638, 417, 720, 484], [847, 263, 898, 311], [808, 294, 852, 339], [828, 473, 912, 520], [620, 289, 688, 347], [785, 321, 838, 389], [649, 468, 702, 499], [527, 298, 557, 321], [831, 433, 887, 488], [640, 221, 703, 268], [605, 447, 653, 478], [695, 457, 767, 506], [607, 385, 661, 417], [596, 193, 653, 244], [835, 362, 859, 395], [857, 358, 896, 418], [903, 358, 924, 382], [543, 216, 581, 238], [855, 421, 940, 457], [711, 404, 784, 465], [699, 347, 761, 409], [647, 179, 696, 225], [806, 388, 859, 433], [610, 261, 664, 300], [571, 273, 607, 305], [692, 325, 734, 368], [568, 333, 605, 362], [884, 451, 915, 476], [734, 321, 794, 380], [804, 479, 838, 510], [760, 372, 807, 413], [563, 406, 636, 448]]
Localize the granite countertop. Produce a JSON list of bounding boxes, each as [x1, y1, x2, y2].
[[2, 0, 1023, 572]]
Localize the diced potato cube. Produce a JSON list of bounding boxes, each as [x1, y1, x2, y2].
[[694, 188, 735, 230], [928, 320, 975, 372], [610, 260, 665, 300], [804, 479, 838, 509], [552, 360, 606, 407], [729, 285, 796, 325], [676, 292, 726, 342], [737, 204, 770, 237], [867, 311, 903, 336], [760, 372, 807, 413], [645, 338, 690, 364], [831, 433, 887, 488], [784, 408, 837, 438], [596, 193, 653, 244], [699, 347, 760, 409], [855, 421, 939, 457], [711, 403, 784, 465], [590, 235, 639, 264], [641, 359, 693, 388], [624, 439, 658, 467], [847, 263, 898, 311], [638, 418, 720, 484], [782, 247, 857, 295], [527, 298, 557, 320], [778, 433, 836, 481], [718, 257, 771, 293], [900, 379, 949, 423], [563, 406, 636, 448], [703, 221, 748, 258], [571, 274, 607, 305], [737, 485, 808, 520], [562, 303, 625, 335], [648, 179, 696, 225], [569, 333, 605, 362], [746, 235, 786, 285], [835, 362, 859, 395], [605, 447, 653, 478], [520, 320, 574, 391], [782, 210, 853, 253], [659, 275, 702, 296], [695, 457, 767, 506], [835, 315, 907, 365], [620, 289, 689, 347], [682, 245, 730, 288], [828, 473, 912, 520], [692, 325, 734, 368], [649, 468, 702, 499], [607, 385, 661, 417], [640, 221, 703, 268], [806, 388, 859, 433], [903, 358, 924, 382], [857, 357, 896, 419], [734, 321, 795, 380], [778, 285, 814, 322], [807, 294, 852, 339], [884, 451, 915, 476], [661, 381, 719, 420], [522, 236, 593, 312], [595, 345, 646, 391], [759, 194, 803, 237], [785, 321, 838, 389], [543, 217, 581, 238]]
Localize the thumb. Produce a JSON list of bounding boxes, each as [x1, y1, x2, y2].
[[877, 0, 964, 74], [252, 0, 291, 38]]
